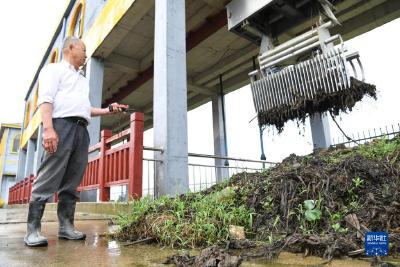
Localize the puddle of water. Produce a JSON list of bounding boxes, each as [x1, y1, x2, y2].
[[0, 220, 176, 267], [1, 219, 399, 267]]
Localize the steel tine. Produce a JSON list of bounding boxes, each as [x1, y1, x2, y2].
[[339, 48, 351, 89], [280, 69, 289, 106], [270, 71, 278, 109], [284, 68, 292, 106], [356, 57, 366, 82], [330, 50, 341, 93], [254, 80, 263, 113], [289, 66, 299, 105], [293, 65, 302, 98], [260, 75, 269, 112], [332, 49, 344, 91], [250, 76, 258, 112], [302, 61, 312, 99], [311, 56, 321, 93], [286, 67, 295, 105], [336, 48, 350, 89], [252, 80, 260, 113], [309, 58, 318, 96], [250, 80, 259, 113], [326, 50, 338, 93], [265, 73, 274, 110], [304, 60, 314, 98], [257, 79, 266, 112], [258, 78, 266, 112], [316, 54, 327, 93], [298, 62, 306, 99], [276, 71, 284, 106], [323, 52, 334, 94], [262, 75, 271, 111], [274, 71, 283, 107], [298, 62, 307, 99]]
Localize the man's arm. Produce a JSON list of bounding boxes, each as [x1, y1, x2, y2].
[[40, 103, 59, 154]]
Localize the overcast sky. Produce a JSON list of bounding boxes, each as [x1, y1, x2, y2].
[[0, 1, 399, 164]]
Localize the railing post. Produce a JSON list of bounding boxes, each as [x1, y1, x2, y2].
[[23, 177, 29, 203], [99, 129, 112, 201], [128, 112, 144, 200], [19, 181, 23, 204]]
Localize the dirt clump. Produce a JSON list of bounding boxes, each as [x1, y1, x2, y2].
[[258, 78, 377, 132]]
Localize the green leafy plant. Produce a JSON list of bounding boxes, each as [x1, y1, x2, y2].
[[303, 200, 322, 222]]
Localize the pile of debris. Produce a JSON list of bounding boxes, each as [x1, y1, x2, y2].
[[114, 136, 400, 265], [257, 78, 377, 132]]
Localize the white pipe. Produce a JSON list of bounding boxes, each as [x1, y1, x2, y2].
[[259, 21, 333, 60], [259, 35, 319, 66]]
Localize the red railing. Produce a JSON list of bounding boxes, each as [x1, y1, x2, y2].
[[8, 112, 144, 204], [8, 175, 34, 204]]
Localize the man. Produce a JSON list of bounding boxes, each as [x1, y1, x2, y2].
[[24, 36, 128, 247]]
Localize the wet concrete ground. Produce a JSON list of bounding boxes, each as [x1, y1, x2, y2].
[[0, 207, 384, 267]]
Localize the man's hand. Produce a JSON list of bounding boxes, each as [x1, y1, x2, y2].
[[108, 103, 129, 113], [42, 127, 59, 154]]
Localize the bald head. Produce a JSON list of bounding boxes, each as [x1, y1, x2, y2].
[[62, 36, 87, 69], [62, 36, 81, 53]]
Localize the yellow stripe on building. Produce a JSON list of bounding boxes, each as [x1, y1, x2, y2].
[[0, 128, 9, 181], [83, 0, 135, 58], [22, 0, 135, 145], [20, 110, 41, 149]]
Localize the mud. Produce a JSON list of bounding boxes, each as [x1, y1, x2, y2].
[[257, 78, 377, 132], [117, 137, 400, 266]]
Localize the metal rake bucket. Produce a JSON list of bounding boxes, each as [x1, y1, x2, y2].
[[249, 23, 375, 131]]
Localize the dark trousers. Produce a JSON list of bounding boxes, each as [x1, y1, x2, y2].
[[30, 118, 90, 202]]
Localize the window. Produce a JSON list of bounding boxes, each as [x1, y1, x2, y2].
[[68, 0, 86, 38], [11, 134, 20, 153], [49, 48, 59, 63]]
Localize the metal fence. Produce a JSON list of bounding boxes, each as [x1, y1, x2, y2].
[[332, 122, 400, 147], [139, 149, 276, 198]]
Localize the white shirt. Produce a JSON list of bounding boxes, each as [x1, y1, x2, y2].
[[37, 60, 91, 123]]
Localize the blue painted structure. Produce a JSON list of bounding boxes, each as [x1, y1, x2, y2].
[[0, 124, 21, 202]]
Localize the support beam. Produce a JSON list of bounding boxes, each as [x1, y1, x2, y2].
[[212, 93, 229, 182], [310, 113, 331, 149], [16, 149, 26, 181], [24, 139, 36, 178], [86, 58, 105, 146], [103, 8, 228, 106], [191, 43, 258, 85], [309, 26, 332, 149], [153, 0, 189, 197], [201, 0, 225, 9], [104, 53, 140, 73], [188, 83, 215, 96]]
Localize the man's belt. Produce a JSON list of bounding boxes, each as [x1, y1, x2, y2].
[[63, 116, 88, 127]]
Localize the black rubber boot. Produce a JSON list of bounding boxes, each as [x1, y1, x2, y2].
[[24, 201, 48, 247], [57, 199, 86, 240]]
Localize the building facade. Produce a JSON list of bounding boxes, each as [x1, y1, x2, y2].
[[0, 124, 21, 201], [16, 0, 400, 201]]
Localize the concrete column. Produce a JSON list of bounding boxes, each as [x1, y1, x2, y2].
[[86, 57, 104, 146], [16, 149, 26, 181], [309, 26, 333, 149], [33, 125, 44, 175], [153, 0, 189, 197], [212, 94, 229, 182], [310, 113, 331, 149], [24, 139, 36, 178]]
